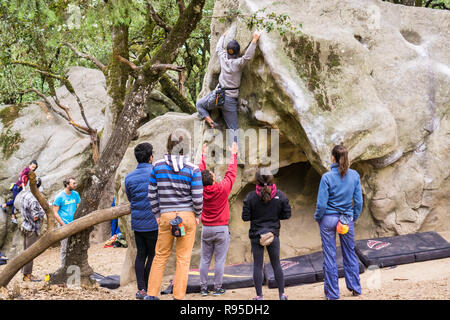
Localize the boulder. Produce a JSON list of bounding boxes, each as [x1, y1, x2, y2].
[[116, 0, 450, 281]]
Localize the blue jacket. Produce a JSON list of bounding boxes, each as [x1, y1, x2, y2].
[[314, 164, 363, 222], [125, 163, 158, 232]]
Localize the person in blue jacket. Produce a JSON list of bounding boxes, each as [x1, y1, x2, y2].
[[314, 144, 363, 300], [124, 142, 158, 300]]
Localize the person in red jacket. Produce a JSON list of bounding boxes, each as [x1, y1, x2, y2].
[[198, 142, 238, 296]]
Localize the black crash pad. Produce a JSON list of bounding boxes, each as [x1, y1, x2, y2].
[[163, 263, 255, 294], [355, 231, 450, 268], [308, 247, 365, 282], [90, 272, 120, 289], [264, 255, 316, 289], [0, 259, 7, 266]]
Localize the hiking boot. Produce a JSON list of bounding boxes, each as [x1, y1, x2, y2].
[[136, 289, 147, 300], [144, 295, 159, 300], [23, 274, 41, 282], [280, 293, 288, 300], [200, 288, 209, 296], [212, 288, 226, 296], [252, 295, 263, 300]]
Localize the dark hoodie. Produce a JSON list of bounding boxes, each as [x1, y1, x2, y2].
[[199, 153, 237, 226], [242, 187, 292, 239]]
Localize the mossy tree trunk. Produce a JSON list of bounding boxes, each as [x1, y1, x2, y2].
[[49, 0, 207, 285]]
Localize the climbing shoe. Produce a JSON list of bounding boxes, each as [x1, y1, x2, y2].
[[144, 295, 160, 300], [252, 295, 263, 300], [280, 293, 288, 300]]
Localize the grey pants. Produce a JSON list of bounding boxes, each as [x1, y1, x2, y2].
[[58, 224, 68, 267], [199, 225, 230, 290], [22, 230, 39, 275], [196, 91, 240, 148]]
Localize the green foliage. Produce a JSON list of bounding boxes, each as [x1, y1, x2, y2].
[[0, 128, 23, 159]]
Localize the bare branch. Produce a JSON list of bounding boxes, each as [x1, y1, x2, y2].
[[146, 1, 172, 32], [152, 63, 185, 72], [63, 42, 106, 72], [11, 60, 66, 82], [115, 53, 139, 71]]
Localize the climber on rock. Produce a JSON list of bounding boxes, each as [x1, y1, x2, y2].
[[195, 29, 261, 165]]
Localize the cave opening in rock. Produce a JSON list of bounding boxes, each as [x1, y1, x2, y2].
[[228, 161, 324, 264]]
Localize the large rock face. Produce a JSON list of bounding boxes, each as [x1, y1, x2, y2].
[[0, 66, 111, 257], [116, 0, 450, 276]]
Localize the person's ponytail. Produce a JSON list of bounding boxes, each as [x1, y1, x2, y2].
[[255, 168, 274, 204], [332, 145, 349, 179]]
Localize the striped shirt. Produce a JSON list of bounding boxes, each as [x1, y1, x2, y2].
[[148, 154, 203, 219]]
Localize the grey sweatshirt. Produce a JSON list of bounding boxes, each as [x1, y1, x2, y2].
[[216, 35, 257, 98]]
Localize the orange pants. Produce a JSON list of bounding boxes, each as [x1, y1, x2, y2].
[[147, 211, 197, 300]]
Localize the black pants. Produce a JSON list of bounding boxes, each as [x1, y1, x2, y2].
[[134, 230, 158, 291], [250, 236, 285, 297]]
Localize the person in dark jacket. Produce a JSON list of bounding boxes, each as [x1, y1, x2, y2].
[[242, 168, 291, 300], [314, 144, 363, 300], [124, 142, 158, 300]]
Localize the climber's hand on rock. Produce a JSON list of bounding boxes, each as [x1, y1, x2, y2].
[[202, 143, 208, 156], [229, 142, 238, 155], [253, 31, 261, 43]]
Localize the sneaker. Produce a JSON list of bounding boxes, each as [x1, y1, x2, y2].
[[136, 289, 147, 300], [280, 293, 288, 300], [200, 288, 209, 296], [143, 295, 159, 300], [11, 218, 18, 224], [252, 295, 263, 300], [212, 288, 226, 296], [1, 205, 6, 213], [23, 274, 41, 282]]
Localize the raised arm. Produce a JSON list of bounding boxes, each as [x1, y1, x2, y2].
[[220, 142, 238, 194], [237, 32, 260, 68]]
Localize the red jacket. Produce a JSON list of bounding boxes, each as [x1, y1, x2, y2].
[[199, 153, 237, 226]]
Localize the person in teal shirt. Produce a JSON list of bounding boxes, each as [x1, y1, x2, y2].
[[53, 176, 81, 266]]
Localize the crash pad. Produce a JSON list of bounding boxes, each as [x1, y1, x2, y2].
[[308, 247, 365, 282], [90, 272, 120, 289], [0, 258, 7, 266], [355, 231, 450, 268], [264, 255, 316, 289], [161, 263, 255, 294]]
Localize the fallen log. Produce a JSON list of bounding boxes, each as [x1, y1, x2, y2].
[[0, 203, 130, 288]]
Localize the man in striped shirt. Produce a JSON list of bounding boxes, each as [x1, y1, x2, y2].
[[146, 129, 203, 300]]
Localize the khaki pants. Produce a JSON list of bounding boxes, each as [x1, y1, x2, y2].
[[147, 211, 197, 300]]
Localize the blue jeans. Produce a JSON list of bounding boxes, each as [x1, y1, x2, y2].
[[319, 214, 361, 300], [196, 91, 240, 149]]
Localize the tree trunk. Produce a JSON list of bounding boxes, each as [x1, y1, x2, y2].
[[50, 0, 206, 285], [0, 204, 130, 288], [159, 74, 196, 114], [106, 23, 130, 125]]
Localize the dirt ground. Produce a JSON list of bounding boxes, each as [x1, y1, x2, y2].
[[1, 232, 449, 300]]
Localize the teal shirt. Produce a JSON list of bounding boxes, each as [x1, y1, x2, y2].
[[54, 190, 81, 224]]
